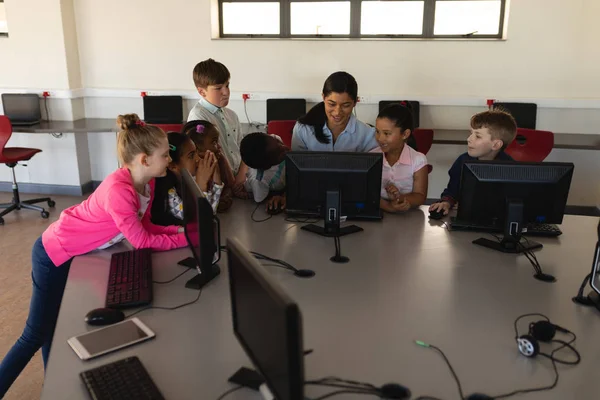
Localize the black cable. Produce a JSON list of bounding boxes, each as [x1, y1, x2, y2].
[[306, 377, 378, 392], [285, 216, 319, 224], [414, 397, 444, 400], [125, 289, 202, 319], [334, 236, 341, 257], [44, 95, 50, 121], [215, 385, 244, 400], [152, 268, 192, 284], [251, 203, 273, 223], [415, 342, 464, 400], [312, 389, 379, 400]]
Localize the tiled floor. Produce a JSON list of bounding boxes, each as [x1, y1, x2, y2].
[[0, 192, 86, 400]]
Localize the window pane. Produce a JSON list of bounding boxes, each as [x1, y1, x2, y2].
[[291, 2, 350, 35], [0, 3, 7, 34], [222, 2, 280, 35], [434, 0, 501, 35], [361, 1, 424, 35]]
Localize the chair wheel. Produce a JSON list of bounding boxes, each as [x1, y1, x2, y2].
[[48, 200, 56, 208], [0, 217, 4, 225], [41, 211, 49, 219]]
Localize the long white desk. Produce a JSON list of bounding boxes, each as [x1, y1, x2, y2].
[[41, 203, 600, 399]]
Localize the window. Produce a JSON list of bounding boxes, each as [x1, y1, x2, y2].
[[219, 0, 507, 38], [0, 1, 7, 36]]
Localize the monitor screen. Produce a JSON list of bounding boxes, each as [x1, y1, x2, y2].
[[227, 238, 304, 400], [143, 95, 183, 124], [266, 98, 306, 123], [285, 151, 383, 220], [181, 169, 220, 271], [456, 161, 574, 227]]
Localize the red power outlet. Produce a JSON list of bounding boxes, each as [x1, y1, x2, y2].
[[242, 93, 250, 101], [42, 91, 50, 97], [140, 91, 147, 97]]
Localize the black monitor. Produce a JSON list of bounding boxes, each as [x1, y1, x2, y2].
[[143, 95, 183, 124], [180, 169, 221, 289], [266, 98, 306, 123], [493, 102, 537, 129], [227, 238, 304, 400], [456, 160, 574, 253], [285, 151, 383, 236]]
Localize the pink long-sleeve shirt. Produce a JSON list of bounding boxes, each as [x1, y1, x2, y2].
[[42, 168, 188, 266]]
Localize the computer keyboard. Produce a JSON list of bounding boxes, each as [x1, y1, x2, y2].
[[450, 219, 562, 237], [80, 356, 165, 400], [105, 249, 153, 309]]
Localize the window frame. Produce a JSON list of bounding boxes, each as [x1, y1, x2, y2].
[[218, 0, 507, 39]]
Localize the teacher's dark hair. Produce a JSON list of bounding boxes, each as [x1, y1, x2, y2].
[[297, 71, 358, 144]]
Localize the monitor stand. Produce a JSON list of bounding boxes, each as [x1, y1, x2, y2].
[[586, 291, 600, 311], [301, 190, 363, 237], [301, 224, 363, 237], [184, 262, 221, 290], [472, 199, 542, 254]]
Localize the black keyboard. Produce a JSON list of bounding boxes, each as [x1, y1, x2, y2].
[[80, 356, 165, 400], [105, 249, 153, 309], [450, 219, 562, 237]]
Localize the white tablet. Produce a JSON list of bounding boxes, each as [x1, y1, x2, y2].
[[67, 318, 155, 361]]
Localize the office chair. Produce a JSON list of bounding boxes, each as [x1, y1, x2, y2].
[[0, 116, 54, 225], [505, 128, 554, 162], [267, 120, 295, 148], [150, 124, 184, 133], [413, 128, 434, 155]]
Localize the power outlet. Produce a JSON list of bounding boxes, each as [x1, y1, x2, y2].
[[242, 93, 260, 101], [42, 91, 51, 98], [357, 96, 369, 103]]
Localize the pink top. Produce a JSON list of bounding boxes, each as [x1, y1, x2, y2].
[[370, 145, 428, 200], [42, 168, 188, 266]]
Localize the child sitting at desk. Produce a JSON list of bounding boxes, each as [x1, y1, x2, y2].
[[184, 120, 235, 211], [370, 103, 428, 213], [0, 114, 188, 397], [151, 131, 223, 226], [240, 132, 289, 211], [429, 109, 517, 216]]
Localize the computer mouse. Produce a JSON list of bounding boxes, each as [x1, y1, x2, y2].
[[267, 204, 283, 215], [85, 308, 125, 326], [429, 209, 445, 220], [379, 383, 411, 399]]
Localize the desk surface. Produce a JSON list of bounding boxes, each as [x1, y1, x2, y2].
[[11, 119, 117, 134], [41, 203, 600, 399]]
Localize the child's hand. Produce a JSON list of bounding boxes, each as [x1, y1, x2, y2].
[[385, 183, 401, 201], [392, 197, 411, 212], [266, 195, 286, 212], [195, 151, 217, 192], [232, 182, 250, 199], [429, 201, 451, 215]]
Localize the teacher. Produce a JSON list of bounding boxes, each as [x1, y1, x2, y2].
[[291, 71, 377, 152]]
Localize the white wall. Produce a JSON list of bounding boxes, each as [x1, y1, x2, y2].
[[72, 0, 600, 100], [0, 0, 71, 89]]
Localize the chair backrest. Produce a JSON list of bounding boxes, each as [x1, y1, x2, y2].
[[505, 128, 554, 162], [151, 123, 184, 133], [267, 120, 296, 148], [266, 99, 306, 123], [0, 115, 13, 155], [143, 95, 183, 124], [493, 102, 537, 129], [412, 128, 434, 155], [378, 100, 421, 128]]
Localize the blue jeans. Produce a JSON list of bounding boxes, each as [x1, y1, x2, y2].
[[0, 236, 72, 398]]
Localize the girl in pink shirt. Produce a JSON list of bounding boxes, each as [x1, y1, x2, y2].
[[0, 114, 188, 397], [370, 103, 429, 213]]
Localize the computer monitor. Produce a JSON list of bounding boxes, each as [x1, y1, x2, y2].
[[266, 98, 306, 123], [456, 160, 574, 253], [1, 94, 41, 126], [493, 102, 537, 130], [227, 237, 304, 400], [285, 152, 383, 236], [143, 95, 183, 124], [180, 169, 221, 289]]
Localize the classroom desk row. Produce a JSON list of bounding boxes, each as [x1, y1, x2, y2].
[[41, 202, 600, 399], [12, 119, 600, 150]]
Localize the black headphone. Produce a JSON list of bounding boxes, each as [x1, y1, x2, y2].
[[514, 313, 581, 365]]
